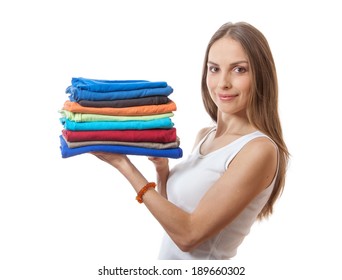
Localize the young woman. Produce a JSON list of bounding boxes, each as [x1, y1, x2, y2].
[[92, 21, 290, 260]]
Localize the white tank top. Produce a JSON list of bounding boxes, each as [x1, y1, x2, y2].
[[158, 128, 278, 260]]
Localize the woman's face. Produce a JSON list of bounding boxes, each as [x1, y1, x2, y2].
[[206, 37, 252, 117]]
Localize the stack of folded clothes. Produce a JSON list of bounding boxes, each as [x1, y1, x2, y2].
[[59, 77, 183, 159]]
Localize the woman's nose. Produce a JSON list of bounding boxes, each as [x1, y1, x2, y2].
[[218, 74, 232, 89]]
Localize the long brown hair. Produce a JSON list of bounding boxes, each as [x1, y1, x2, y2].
[[201, 22, 290, 219]]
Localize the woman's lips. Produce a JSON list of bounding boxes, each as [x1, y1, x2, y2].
[[218, 94, 238, 101]]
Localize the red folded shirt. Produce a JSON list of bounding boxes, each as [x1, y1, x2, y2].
[[62, 128, 178, 143]]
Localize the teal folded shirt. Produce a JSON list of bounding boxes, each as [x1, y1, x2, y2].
[[60, 117, 174, 131]]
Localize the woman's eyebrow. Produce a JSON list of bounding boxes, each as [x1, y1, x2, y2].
[[207, 61, 219, 66], [207, 60, 248, 66]]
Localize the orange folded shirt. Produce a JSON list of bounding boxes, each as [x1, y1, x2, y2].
[[63, 100, 177, 116]]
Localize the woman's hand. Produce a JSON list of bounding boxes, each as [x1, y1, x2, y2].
[[91, 152, 130, 170], [148, 157, 169, 172]]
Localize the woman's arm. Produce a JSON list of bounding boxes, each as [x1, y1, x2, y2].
[[147, 126, 212, 198], [148, 157, 169, 198], [92, 135, 277, 252]]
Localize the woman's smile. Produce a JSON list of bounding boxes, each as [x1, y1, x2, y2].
[[218, 93, 239, 101]]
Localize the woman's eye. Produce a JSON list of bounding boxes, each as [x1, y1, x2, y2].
[[233, 66, 247, 73], [209, 66, 219, 73]]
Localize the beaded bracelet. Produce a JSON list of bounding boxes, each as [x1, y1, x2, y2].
[[136, 182, 157, 203]]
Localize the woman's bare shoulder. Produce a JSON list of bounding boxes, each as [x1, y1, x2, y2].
[[192, 126, 214, 150]]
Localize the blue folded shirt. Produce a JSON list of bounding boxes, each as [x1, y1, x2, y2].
[[59, 135, 183, 159], [71, 77, 169, 92], [66, 85, 173, 102]]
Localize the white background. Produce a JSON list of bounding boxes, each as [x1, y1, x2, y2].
[[1, 0, 341, 279]]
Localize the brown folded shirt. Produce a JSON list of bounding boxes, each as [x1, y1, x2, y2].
[[63, 136, 180, 149]]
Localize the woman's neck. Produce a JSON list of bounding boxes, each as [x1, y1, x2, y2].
[[215, 113, 255, 137]]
